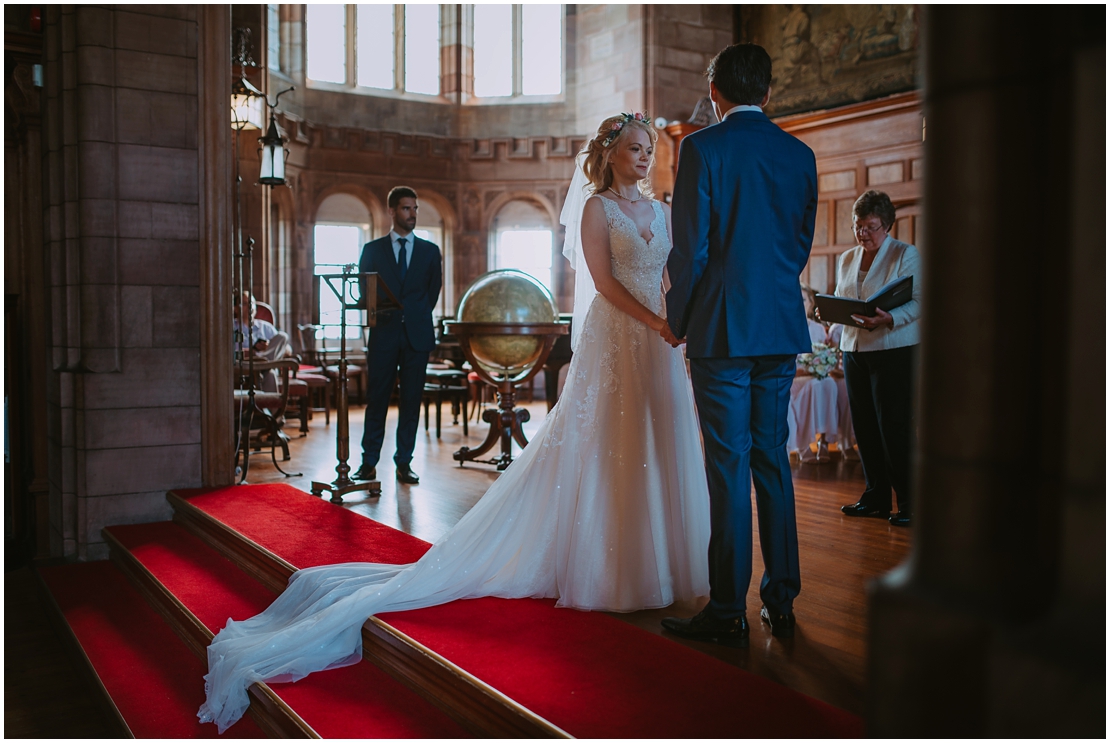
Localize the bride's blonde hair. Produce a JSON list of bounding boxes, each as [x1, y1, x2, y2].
[[580, 113, 657, 197]]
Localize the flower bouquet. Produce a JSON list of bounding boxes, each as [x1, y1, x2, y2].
[[798, 342, 838, 380]]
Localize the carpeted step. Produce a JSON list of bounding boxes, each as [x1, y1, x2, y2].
[[103, 521, 471, 739], [36, 560, 266, 738], [171, 484, 865, 738]]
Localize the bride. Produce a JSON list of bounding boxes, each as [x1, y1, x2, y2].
[[199, 113, 712, 733]]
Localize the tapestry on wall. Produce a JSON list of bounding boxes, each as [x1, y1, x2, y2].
[[739, 5, 919, 117]]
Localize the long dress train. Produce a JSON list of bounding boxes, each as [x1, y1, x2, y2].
[[199, 197, 711, 732]]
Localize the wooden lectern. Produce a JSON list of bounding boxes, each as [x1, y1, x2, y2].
[[310, 270, 400, 503]]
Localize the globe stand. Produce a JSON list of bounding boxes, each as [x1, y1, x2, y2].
[[446, 322, 568, 471]]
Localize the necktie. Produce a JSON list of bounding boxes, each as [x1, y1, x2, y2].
[[397, 237, 408, 285]]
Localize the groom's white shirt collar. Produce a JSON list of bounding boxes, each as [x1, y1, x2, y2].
[[722, 104, 763, 120]]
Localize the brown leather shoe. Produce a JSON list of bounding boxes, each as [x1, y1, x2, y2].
[[661, 608, 749, 648]]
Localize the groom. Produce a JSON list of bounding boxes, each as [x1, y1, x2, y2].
[[661, 44, 817, 645]]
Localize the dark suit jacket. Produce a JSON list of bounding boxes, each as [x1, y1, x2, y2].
[[358, 234, 442, 353], [666, 110, 818, 358]]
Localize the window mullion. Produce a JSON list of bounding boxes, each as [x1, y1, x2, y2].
[[512, 4, 522, 97], [395, 4, 405, 91], [346, 4, 357, 87]]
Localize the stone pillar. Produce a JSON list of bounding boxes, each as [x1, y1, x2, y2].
[[41, 5, 207, 560], [867, 6, 1105, 736]]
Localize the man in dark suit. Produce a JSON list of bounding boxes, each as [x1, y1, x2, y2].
[[354, 186, 442, 485], [661, 44, 818, 645]]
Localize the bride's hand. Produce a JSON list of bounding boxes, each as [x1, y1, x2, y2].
[[659, 323, 684, 348]]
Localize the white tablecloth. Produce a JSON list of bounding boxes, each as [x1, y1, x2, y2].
[[788, 374, 857, 460]]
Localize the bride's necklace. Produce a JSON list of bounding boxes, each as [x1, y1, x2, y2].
[[607, 187, 642, 203]]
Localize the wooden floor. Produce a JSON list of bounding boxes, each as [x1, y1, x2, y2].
[[5, 398, 910, 736]]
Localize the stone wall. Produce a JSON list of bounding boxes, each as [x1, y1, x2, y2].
[[41, 5, 204, 560], [574, 4, 646, 134], [645, 5, 733, 125]]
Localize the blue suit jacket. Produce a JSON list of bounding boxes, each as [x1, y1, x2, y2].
[[358, 235, 442, 353], [666, 110, 817, 358]]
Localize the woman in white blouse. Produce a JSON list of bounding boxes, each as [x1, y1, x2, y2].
[[828, 190, 922, 526]]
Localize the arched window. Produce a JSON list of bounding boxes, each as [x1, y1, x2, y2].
[[314, 193, 372, 340], [306, 4, 441, 96], [490, 200, 554, 294]]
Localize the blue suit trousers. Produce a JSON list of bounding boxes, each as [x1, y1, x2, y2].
[[689, 355, 801, 619]]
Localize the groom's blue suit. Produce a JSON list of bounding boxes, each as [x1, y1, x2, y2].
[[666, 108, 817, 619]]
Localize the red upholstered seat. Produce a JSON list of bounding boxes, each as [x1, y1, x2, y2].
[[234, 389, 284, 412]]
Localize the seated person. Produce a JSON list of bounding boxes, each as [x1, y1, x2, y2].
[[233, 292, 291, 392]]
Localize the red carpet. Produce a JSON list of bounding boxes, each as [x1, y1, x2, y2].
[[177, 484, 864, 738], [105, 521, 470, 739], [38, 561, 265, 739]]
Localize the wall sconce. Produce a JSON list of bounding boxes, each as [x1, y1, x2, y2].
[[231, 76, 264, 131], [257, 111, 288, 186], [257, 86, 294, 187], [231, 27, 263, 130]]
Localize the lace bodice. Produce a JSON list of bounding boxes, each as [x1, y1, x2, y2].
[[598, 197, 668, 312]]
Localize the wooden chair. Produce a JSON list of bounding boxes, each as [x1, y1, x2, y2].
[[310, 326, 366, 407], [234, 357, 299, 464], [296, 324, 334, 424], [254, 300, 276, 324], [423, 367, 469, 439]]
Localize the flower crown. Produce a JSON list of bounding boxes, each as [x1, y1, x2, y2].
[[600, 111, 649, 147]]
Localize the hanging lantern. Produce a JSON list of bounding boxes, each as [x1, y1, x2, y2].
[[258, 112, 288, 186], [231, 76, 264, 130]]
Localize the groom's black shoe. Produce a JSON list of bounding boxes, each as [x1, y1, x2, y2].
[[661, 608, 749, 648], [840, 501, 889, 518], [889, 511, 913, 527], [352, 465, 376, 481], [396, 466, 420, 485], [760, 605, 796, 638]]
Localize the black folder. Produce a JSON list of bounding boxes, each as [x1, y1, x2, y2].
[[814, 276, 913, 326]]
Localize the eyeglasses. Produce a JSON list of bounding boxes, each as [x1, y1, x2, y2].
[[852, 223, 888, 236]]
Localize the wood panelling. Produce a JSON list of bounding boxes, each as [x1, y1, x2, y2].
[[835, 199, 856, 246], [812, 201, 828, 247], [776, 91, 924, 294], [819, 170, 856, 193], [868, 161, 904, 186]]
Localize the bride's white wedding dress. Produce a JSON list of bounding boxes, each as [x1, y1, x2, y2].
[[199, 197, 711, 733]]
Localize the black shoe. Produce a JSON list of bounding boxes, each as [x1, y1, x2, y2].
[[352, 465, 376, 481], [760, 605, 797, 638], [396, 466, 420, 485], [840, 501, 890, 518], [889, 511, 913, 527], [661, 608, 749, 648]]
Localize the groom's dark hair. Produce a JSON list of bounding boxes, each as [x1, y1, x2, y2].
[[706, 44, 772, 107]]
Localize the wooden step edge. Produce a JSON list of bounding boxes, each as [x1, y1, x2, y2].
[[101, 527, 319, 739], [167, 490, 573, 739], [32, 570, 134, 738], [168, 490, 295, 594]]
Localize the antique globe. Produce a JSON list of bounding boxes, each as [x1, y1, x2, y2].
[[455, 269, 559, 378]]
